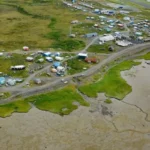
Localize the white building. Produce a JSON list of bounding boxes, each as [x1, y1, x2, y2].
[[99, 35, 115, 42]]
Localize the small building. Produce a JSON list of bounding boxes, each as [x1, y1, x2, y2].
[[11, 65, 25, 70], [26, 57, 34, 62], [51, 68, 57, 73], [23, 46, 29, 51], [57, 66, 65, 72], [55, 52, 60, 56], [55, 56, 64, 61], [135, 32, 142, 36], [94, 24, 99, 28], [53, 61, 61, 68], [71, 20, 79, 24], [7, 79, 16, 86], [0, 77, 5, 85], [43, 52, 51, 57], [123, 17, 130, 21], [70, 34, 76, 38], [94, 9, 100, 13], [34, 78, 42, 84], [15, 78, 23, 83], [78, 53, 88, 59], [85, 32, 98, 38], [99, 34, 115, 42], [116, 40, 132, 47], [46, 57, 53, 62], [105, 28, 111, 33], [85, 58, 97, 63], [38, 58, 44, 63], [0, 52, 4, 56]]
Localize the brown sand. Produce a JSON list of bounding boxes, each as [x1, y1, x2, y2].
[[0, 60, 150, 150]]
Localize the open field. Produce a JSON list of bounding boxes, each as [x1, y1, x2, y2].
[[0, 53, 28, 77], [0, 0, 87, 51], [79, 60, 141, 99], [139, 52, 150, 60], [0, 100, 31, 118]]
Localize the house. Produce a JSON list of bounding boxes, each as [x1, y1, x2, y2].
[[94, 9, 100, 13], [105, 27, 111, 33], [53, 61, 61, 68], [85, 32, 98, 38], [38, 58, 44, 63], [99, 34, 115, 42], [11, 65, 25, 70], [85, 58, 97, 63], [26, 57, 34, 62], [78, 53, 88, 59], [71, 20, 79, 24], [43, 52, 51, 57], [23, 46, 29, 51], [7, 79, 16, 86], [55, 56, 64, 61], [34, 78, 42, 84], [0, 52, 3, 56], [46, 57, 53, 62], [0, 77, 5, 85]]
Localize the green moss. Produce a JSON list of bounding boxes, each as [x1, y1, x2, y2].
[[104, 99, 112, 104], [51, 39, 85, 51], [25, 85, 89, 115], [0, 100, 31, 118], [79, 61, 141, 100], [87, 44, 113, 53], [139, 52, 150, 60], [66, 58, 90, 75]]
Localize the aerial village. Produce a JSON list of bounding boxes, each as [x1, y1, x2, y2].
[[0, 0, 150, 88]]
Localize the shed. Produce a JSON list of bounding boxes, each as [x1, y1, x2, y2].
[[11, 65, 25, 70], [85, 58, 97, 63], [99, 35, 114, 42], [0, 77, 5, 85], [34, 78, 42, 84], [23, 46, 29, 51], [7, 79, 16, 86], [26, 57, 34, 62], [38, 58, 44, 63], [78, 53, 88, 59], [55, 56, 64, 61], [46, 57, 53, 62], [85, 32, 98, 38], [0, 52, 4, 56], [53, 61, 61, 68], [43, 52, 51, 57]]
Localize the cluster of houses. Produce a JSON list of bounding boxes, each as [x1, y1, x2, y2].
[[0, 76, 23, 86]]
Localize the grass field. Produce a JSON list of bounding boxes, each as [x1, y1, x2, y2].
[[0, 100, 31, 118], [0, 85, 89, 117], [79, 60, 141, 100], [66, 58, 90, 75], [139, 52, 150, 60], [25, 85, 89, 115], [87, 44, 113, 53], [0, 53, 28, 77], [0, 0, 87, 51]]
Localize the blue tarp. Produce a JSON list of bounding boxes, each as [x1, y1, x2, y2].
[[0, 77, 5, 85]]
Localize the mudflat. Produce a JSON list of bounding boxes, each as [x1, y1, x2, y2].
[[0, 60, 150, 150]]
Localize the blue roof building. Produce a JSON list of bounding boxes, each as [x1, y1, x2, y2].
[[0, 77, 5, 85], [43, 52, 51, 57], [53, 61, 61, 68]]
